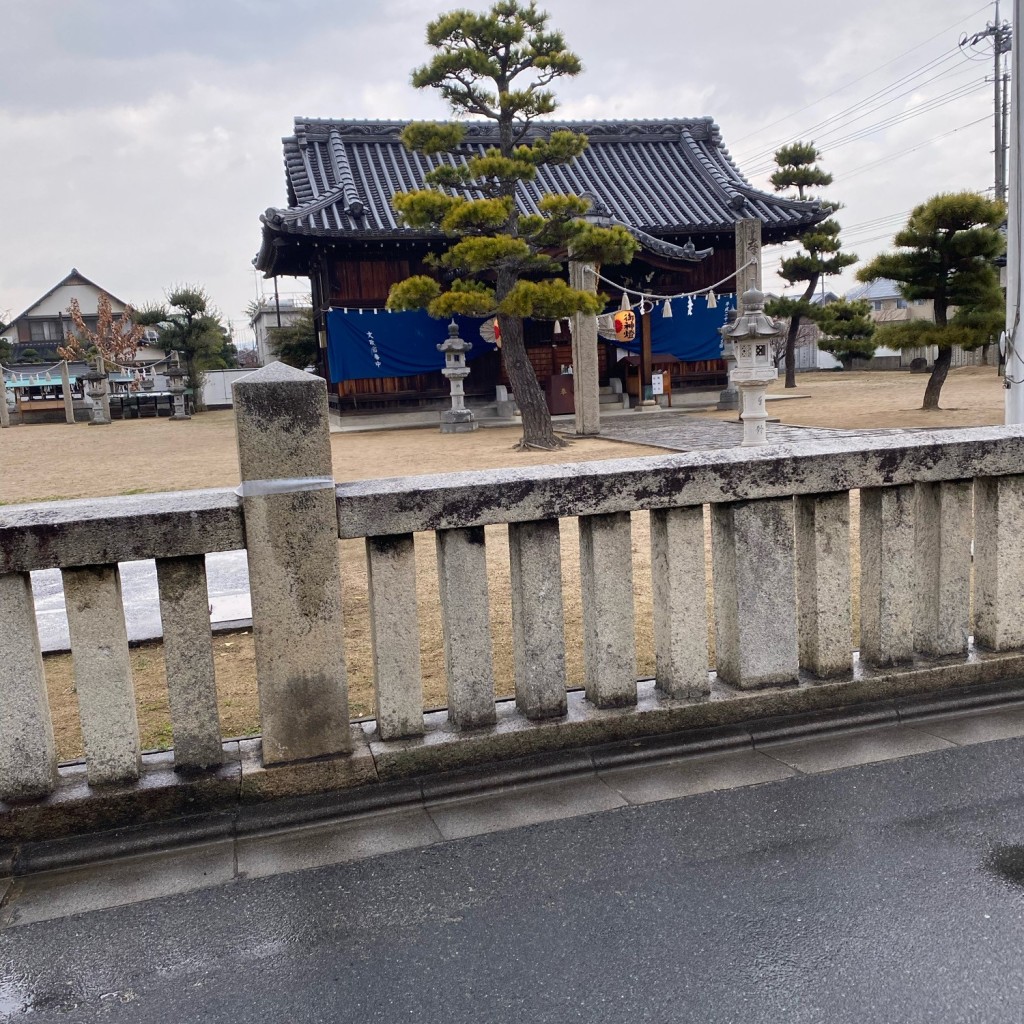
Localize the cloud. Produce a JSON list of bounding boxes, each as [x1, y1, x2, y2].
[[0, 0, 1000, 339]]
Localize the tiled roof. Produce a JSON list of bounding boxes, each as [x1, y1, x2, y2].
[[257, 118, 827, 268], [847, 278, 902, 301]]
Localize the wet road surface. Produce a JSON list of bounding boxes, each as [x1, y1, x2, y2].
[[4, 733, 1024, 1021]]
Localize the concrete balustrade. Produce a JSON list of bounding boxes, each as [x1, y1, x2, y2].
[[0, 573, 57, 801], [914, 481, 973, 658], [579, 512, 637, 709], [508, 519, 567, 720], [860, 486, 916, 667], [796, 492, 852, 678], [366, 533, 424, 740], [712, 498, 799, 689], [974, 475, 1024, 650], [650, 506, 710, 700], [61, 565, 141, 785], [156, 555, 222, 770], [7, 412, 1024, 842], [435, 527, 497, 730]]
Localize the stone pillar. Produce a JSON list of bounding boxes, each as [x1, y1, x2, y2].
[[975, 475, 1024, 650], [509, 519, 567, 719], [99, 355, 111, 424], [718, 219, 762, 411], [156, 555, 222, 769], [436, 527, 497, 730], [914, 481, 973, 657], [860, 486, 915, 667], [796, 493, 852, 678], [366, 534, 424, 740], [569, 258, 601, 436], [0, 376, 10, 428], [712, 497, 799, 689], [579, 512, 636, 708], [650, 506, 710, 699], [233, 361, 350, 764], [0, 572, 58, 800], [60, 360, 75, 424], [62, 565, 141, 785]]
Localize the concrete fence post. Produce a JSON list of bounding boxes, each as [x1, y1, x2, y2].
[[712, 497, 799, 689], [860, 486, 915, 667], [914, 481, 973, 657], [796, 492, 852, 678], [974, 475, 1024, 650], [233, 363, 350, 764]]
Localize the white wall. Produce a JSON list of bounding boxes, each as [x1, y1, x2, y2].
[[202, 369, 254, 408]]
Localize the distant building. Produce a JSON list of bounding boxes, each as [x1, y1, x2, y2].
[[248, 296, 309, 367], [0, 268, 163, 366], [845, 277, 934, 324]]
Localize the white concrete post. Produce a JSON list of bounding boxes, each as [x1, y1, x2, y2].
[[795, 493, 852, 678], [233, 361, 350, 764], [0, 572, 58, 800], [436, 527, 497, 730], [974, 475, 1024, 650], [579, 512, 637, 708], [62, 565, 141, 785], [711, 498, 799, 689], [366, 534, 425, 740], [509, 519, 567, 719], [650, 506, 711, 699], [859, 486, 915, 667], [156, 555, 222, 769], [0, 376, 9, 428], [914, 481, 973, 657], [569, 258, 601, 436]]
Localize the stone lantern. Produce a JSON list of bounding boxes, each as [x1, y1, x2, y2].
[[437, 320, 477, 433], [165, 356, 190, 420], [723, 287, 780, 446], [717, 307, 740, 411], [83, 360, 110, 426]]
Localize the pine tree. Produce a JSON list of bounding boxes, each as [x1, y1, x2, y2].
[[269, 308, 318, 369], [387, 0, 637, 450], [857, 192, 1005, 409], [765, 142, 856, 388], [814, 298, 876, 369], [136, 287, 227, 412]]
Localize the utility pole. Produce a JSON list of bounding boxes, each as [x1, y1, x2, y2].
[[963, 1, 1013, 203], [1004, 0, 1024, 423]]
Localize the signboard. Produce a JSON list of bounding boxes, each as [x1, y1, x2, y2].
[[651, 372, 665, 396]]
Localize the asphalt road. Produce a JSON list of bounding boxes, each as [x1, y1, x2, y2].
[[5, 736, 1024, 1021]]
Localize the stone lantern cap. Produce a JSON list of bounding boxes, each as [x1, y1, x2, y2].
[[437, 320, 473, 355], [724, 287, 780, 340], [165, 363, 186, 381]]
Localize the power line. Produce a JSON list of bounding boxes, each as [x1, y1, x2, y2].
[[737, 46, 970, 165], [729, 2, 992, 147], [746, 79, 991, 175]]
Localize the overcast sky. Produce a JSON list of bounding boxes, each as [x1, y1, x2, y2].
[[0, 0, 1004, 345]]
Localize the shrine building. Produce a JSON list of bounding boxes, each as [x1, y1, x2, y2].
[[254, 117, 825, 413]]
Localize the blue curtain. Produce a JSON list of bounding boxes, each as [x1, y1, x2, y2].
[[616, 295, 735, 362], [326, 308, 488, 383]]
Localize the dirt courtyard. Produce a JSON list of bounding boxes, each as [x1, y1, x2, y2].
[[1, 365, 1006, 760]]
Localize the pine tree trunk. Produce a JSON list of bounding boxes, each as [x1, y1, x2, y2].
[[784, 316, 800, 389], [785, 275, 820, 389], [495, 270, 564, 450], [922, 347, 952, 410], [499, 314, 564, 450]]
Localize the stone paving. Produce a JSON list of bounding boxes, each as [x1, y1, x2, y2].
[[599, 414, 920, 452]]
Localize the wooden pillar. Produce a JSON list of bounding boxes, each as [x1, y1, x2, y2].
[[638, 305, 655, 409]]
